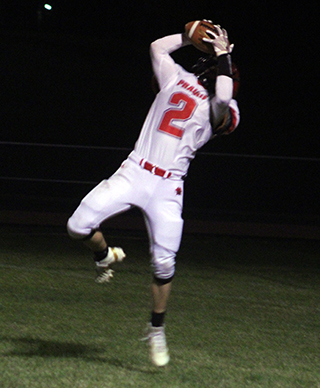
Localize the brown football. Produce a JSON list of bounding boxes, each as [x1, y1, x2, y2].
[[185, 20, 218, 54]]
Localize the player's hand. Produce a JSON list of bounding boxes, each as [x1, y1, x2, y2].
[[202, 19, 213, 23], [202, 25, 234, 56]]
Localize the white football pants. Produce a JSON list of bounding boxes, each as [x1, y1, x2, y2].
[[67, 156, 184, 280]]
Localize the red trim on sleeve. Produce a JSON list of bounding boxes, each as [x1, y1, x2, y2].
[[224, 107, 238, 135]]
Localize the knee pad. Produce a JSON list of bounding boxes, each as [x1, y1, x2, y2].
[[151, 244, 176, 281], [67, 215, 94, 240]]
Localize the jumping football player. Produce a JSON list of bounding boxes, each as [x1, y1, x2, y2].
[[67, 22, 240, 367]]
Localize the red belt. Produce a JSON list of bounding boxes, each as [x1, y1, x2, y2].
[[139, 159, 172, 178]]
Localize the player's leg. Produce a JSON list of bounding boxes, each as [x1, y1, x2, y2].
[[143, 277, 173, 367], [149, 243, 178, 326], [142, 179, 184, 366], [143, 241, 180, 367], [67, 170, 132, 282], [81, 228, 126, 283], [84, 229, 107, 252], [151, 279, 172, 314], [147, 179, 184, 317]]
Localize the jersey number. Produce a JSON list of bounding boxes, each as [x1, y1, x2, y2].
[[158, 92, 197, 139]]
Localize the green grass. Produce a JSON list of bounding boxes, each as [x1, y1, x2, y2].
[[0, 224, 320, 387]]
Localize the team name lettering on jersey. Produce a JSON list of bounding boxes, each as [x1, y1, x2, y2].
[[177, 80, 207, 100]]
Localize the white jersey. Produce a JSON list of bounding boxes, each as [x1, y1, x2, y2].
[[133, 34, 240, 178]]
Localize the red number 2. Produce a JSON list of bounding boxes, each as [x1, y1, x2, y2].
[[158, 92, 197, 139]]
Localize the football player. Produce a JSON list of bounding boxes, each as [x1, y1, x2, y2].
[[67, 22, 240, 367]]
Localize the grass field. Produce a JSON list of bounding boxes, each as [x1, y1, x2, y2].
[[0, 224, 319, 388]]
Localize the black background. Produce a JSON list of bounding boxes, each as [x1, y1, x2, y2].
[[1, 1, 319, 223]]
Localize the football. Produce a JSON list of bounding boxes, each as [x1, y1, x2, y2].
[[185, 20, 217, 54]]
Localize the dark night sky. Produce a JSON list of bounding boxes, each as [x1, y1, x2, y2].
[[1, 0, 319, 157], [1, 1, 319, 219]]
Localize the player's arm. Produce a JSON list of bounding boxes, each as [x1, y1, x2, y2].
[[211, 56, 240, 135], [150, 34, 191, 90], [212, 99, 240, 136], [210, 55, 233, 119], [203, 26, 237, 133]]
